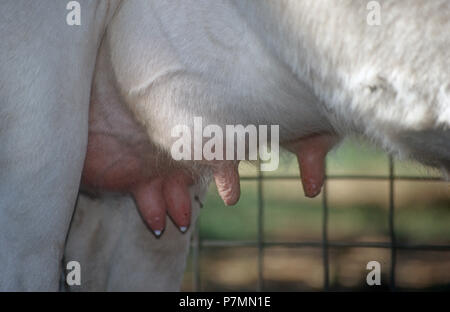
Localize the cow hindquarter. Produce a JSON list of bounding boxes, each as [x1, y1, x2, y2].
[[0, 0, 119, 290]]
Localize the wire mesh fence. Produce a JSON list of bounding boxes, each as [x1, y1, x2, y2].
[[187, 155, 450, 291]]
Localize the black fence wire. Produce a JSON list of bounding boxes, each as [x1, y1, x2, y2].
[[189, 156, 450, 291]]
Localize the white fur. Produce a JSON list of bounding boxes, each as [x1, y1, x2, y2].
[[0, 0, 119, 290], [108, 0, 449, 172], [1, 0, 449, 291]]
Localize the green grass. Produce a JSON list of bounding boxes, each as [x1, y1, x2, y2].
[[198, 139, 450, 244]]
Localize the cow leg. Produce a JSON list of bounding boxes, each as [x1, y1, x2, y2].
[[64, 183, 206, 291], [0, 0, 116, 290]]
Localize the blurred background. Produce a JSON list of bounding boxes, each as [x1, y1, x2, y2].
[[182, 138, 450, 291]]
